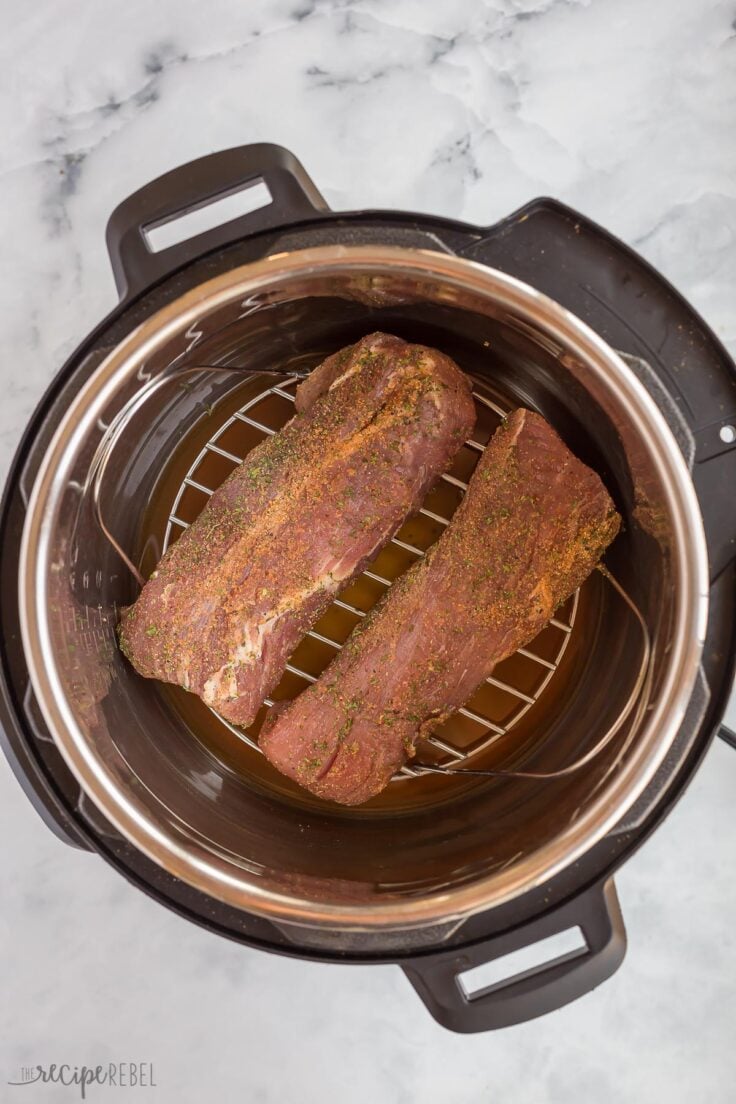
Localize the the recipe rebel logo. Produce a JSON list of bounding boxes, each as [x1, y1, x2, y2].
[[8, 1062, 157, 1098]]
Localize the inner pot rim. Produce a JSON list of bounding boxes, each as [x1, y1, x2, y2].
[[18, 244, 709, 930]]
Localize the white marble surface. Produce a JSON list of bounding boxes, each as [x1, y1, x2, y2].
[[1, 0, 735, 1100]]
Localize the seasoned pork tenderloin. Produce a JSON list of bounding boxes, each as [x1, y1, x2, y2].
[[119, 333, 476, 726], [260, 409, 620, 804]]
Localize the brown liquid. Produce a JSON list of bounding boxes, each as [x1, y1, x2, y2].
[[134, 366, 594, 817]]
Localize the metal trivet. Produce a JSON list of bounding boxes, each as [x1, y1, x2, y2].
[[156, 374, 594, 782]]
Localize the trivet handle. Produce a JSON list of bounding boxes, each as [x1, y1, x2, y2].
[[402, 879, 625, 1032], [106, 143, 329, 300]]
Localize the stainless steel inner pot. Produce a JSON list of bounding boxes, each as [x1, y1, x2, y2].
[[18, 245, 709, 930]]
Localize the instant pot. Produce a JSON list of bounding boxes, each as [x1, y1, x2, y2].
[[2, 144, 735, 1032]]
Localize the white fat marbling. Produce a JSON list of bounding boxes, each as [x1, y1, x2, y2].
[[1, 1, 735, 1101]]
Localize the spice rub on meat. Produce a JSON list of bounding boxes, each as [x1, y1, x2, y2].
[[118, 333, 476, 726], [260, 409, 621, 805]]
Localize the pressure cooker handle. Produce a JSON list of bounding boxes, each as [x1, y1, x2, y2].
[[461, 197, 736, 581], [402, 879, 625, 1033], [106, 143, 329, 300], [719, 724, 736, 750]]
